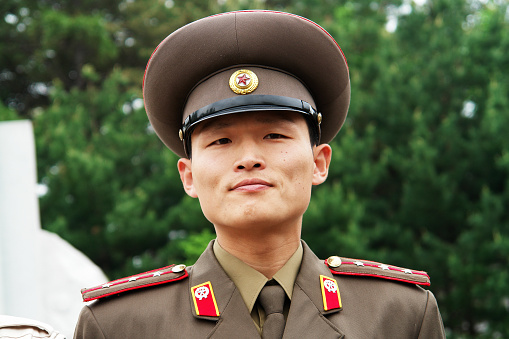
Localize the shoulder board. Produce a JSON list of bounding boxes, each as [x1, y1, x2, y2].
[[324, 256, 430, 286], [81, 264, 188, 302]]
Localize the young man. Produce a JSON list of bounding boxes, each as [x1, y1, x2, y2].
[[75, 11, 445, 338]]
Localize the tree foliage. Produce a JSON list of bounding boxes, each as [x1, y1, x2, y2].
[[2, 0, 508, 337]]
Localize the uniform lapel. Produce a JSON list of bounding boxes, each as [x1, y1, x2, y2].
[[189, 240, 260, 338], [283, 241, 345, 339]]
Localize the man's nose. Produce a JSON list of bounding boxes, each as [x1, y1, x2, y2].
[[233, 143, 266, 171]]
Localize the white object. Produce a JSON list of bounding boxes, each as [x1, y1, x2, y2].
[[0, 315, 66, 339], [0, 121, 108, 338]]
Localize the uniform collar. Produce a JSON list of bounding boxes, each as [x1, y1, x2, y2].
[[188, 240, 344, 338], [213, 240, 303, 313]]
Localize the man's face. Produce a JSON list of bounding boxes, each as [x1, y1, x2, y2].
[[177, 111, 331, 232]]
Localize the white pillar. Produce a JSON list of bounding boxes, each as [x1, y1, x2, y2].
[[0, 120, 43, 319], [0, 120, 108, 337]]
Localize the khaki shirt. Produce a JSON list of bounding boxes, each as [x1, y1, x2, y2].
[[74, 240, 446, 338], [213, 241, 302, 333]]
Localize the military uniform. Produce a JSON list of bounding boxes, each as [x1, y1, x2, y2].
[[74, 10, 445, 338], [75, 241, 444, 338]]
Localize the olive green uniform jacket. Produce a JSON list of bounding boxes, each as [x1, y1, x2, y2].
[[74, 241, 445, 338]]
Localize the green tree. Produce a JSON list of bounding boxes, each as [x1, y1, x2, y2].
[[303, 1, 509, 337]]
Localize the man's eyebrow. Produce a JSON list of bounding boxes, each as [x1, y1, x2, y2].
[[195, 120, 233, 134]]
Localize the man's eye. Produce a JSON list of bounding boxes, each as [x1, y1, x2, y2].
[[264, 133, 286, 139], [210, 138, 231, 145]]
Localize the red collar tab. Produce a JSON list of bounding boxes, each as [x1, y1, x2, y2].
[[320, 275, 342, 311], [191, 281, 220, 317], [325, 256, 431, 286], [81, 264, 188, 302]]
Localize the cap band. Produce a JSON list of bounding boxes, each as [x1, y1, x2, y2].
[[180, 94, 321, 158]]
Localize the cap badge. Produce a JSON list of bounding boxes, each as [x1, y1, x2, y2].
[[320, 275, 342, 311], [229, 69, 259, 95], [191, 281, 220, 317]]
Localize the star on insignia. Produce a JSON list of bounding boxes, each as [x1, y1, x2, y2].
[[379, 264, 390, 270], [354, 261, 365, 267], [237, 74, 250, 85]]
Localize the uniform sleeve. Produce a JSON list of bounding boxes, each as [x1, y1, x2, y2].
[[417, 291, 446, 339], [73, 306, 106, 339]]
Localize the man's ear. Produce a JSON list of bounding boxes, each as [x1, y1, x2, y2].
[[177, 158, 198, 198], [312, 143, 332, 186]]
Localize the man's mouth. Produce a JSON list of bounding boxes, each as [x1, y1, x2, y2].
[[231, 179, 273, 192]]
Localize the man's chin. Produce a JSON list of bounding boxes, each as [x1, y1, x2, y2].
[[213, 214, 297, 232]]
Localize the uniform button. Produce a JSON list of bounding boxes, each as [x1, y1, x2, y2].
[[172, 264, 186, 273], [326, 256, 342, 268]]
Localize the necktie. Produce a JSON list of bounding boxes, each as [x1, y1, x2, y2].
[[259, 282, 286, 339]]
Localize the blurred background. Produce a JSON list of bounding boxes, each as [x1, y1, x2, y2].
[[1, 0, 508, 337]]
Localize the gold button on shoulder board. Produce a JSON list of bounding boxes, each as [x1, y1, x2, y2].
[[172, 264, 186, 273], [229, 69, 259, 95], [327, 256, 342, 268]]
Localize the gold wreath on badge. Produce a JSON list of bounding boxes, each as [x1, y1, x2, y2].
[[229, 69, 259, 94]]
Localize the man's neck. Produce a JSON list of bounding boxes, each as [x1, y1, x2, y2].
[[215, 227, 301, 279]]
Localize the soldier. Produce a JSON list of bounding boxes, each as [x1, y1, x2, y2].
[[74, 10, 445, 338]]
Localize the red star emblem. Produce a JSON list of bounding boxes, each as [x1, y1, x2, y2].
[[236, 73, 250, 86]]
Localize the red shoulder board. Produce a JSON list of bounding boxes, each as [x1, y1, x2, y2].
[[81, 264, 188, 302], [325, 256, 430, 286]]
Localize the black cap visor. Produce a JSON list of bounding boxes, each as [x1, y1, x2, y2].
[[181, 95, 321, 158]]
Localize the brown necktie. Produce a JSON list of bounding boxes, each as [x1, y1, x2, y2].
[[259, 282, 286, 339]]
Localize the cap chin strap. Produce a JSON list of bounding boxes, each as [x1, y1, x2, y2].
[[179, 95, 322, 158]]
